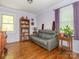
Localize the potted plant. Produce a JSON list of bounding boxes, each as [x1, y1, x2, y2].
[[61, 25, 73, 37]]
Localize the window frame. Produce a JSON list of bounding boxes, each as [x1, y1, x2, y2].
[[59, 5, 74, 33], [1, 14, 14, 32]]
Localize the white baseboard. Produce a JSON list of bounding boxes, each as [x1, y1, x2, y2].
[[7, 40, 19, 44], [73, 50, 79, 53]]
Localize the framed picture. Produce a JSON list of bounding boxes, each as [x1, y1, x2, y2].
[[31, 18, 34, 25], [31, 22, 34, 25]]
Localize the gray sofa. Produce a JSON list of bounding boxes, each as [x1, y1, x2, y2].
[[30, 30, 58, 51]]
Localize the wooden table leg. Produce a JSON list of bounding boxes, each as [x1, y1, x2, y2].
[[61, 40, 63, 47], [71, 41, 72, 52], [69, 41, 71, 51]]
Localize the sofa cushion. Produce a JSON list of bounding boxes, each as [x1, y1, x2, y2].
[[38, 33, 56, 39], [39, 30, 56, 34], [30, 36, 47, 45]]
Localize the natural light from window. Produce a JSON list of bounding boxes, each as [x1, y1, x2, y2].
[[2, 15, 14, 31], [60, 5, 74, 33]]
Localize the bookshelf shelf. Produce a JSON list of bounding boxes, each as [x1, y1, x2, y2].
[[20, 16, 30, 41]]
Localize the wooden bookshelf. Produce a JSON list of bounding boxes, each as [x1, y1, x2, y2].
[[20, 16, 30, 41]]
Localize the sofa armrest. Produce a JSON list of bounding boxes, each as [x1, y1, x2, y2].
[[47, 38, 58, 51]]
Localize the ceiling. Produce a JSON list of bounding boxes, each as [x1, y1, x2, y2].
[[0, 0, 62, 14]]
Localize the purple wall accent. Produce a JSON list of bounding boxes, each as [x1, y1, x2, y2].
[[73, 1, 79, 40], [55, 9, 60, 32]]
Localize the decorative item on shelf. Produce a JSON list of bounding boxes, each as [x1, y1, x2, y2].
[[27, 0, 33, 4], [60, 33, 64, 38], [26, 16, 28, 19], [20, 16, 24, 20], [31, 18, 34, 25], [61, 25, 73, 37], [57, 33, 64, 40], [52, 21, 55, 31], [42, 24, 44, 30], [31, 18, 34, 21]]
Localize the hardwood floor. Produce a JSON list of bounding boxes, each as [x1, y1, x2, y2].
[[1, 40, 79, 59]]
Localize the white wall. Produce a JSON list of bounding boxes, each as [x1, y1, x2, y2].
[[36, 10, 55, 30], [73, 40, 79, 53], [36, 0, 79, 53], [0, 6, 36, 43]]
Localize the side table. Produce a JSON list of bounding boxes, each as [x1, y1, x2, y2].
[[57, 34, 73, 51]]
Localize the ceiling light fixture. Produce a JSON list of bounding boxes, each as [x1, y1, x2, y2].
[[27, 0, 33, 4]]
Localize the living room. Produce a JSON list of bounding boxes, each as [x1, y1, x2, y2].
[[0, 0, 79, 59]]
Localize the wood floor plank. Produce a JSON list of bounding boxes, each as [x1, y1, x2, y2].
[[1, 41, 79, 59]]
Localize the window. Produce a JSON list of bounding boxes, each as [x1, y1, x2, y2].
[[60, 5, 74, 33], [2, 15, 14, 31]]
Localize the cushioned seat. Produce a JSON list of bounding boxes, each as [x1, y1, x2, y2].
[[31, 36, 47, 45], [30, 30, 58, 51]]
